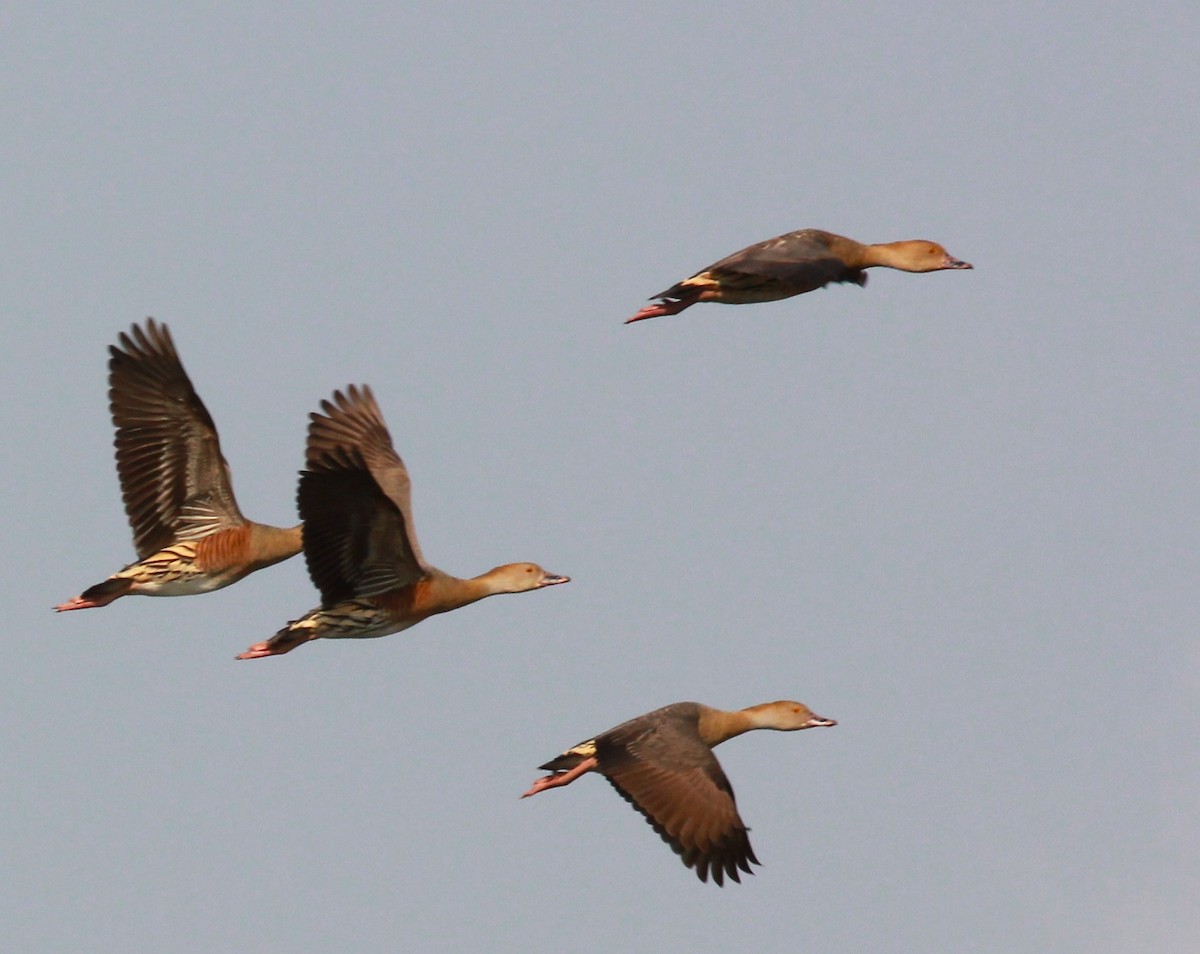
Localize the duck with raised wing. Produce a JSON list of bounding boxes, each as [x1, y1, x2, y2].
[[54, 320, 302, 612], [522, 699, 836, 885], [236, 385, 569, 659], [626, 228, 971, 322]]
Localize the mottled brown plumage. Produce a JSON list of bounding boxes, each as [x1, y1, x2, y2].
[[627, 228, 972, 322], [54, 320, 301, 612], [523, 700, 836, 885], [236, 385, 569, 659]]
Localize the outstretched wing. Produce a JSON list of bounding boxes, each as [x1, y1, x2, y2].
[[298, 385, 429, 603], [108, 319, 245, 558], [598, 706, 758, 886]]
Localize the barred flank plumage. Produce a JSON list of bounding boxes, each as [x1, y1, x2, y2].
[[235, 386, 568, 659], [54, 319, 301, 613]]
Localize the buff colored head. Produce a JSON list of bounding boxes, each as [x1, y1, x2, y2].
[[485, 563, 571, 593]]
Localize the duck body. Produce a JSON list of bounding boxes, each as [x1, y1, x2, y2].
[[236, 386, 568, 659], [55, 320, 301, 612], [627, 228, 972, 322], [63, 523, 301, 609], [238, 564, 567, 658], [523, 699, 836, 885]]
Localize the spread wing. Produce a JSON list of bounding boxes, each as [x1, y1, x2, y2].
[[108, 319, 246, 558], [599, 711, 758, 886], [298, 385, 429, 603]]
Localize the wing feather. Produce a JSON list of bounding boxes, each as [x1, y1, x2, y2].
[[298, 386, 428, 603], [597, 708, 758, 885], [703, 229, 864, 293], [108, 319, 245, 558]]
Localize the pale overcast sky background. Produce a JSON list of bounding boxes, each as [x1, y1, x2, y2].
[[4, 3, 1198, 952]]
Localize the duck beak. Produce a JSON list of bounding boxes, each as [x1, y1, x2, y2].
[[944, 255, 973, 270], [805, 715, 838, 728], [538, 573, 571, 588]]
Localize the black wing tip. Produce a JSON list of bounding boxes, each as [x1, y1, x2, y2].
[[320, 383, 376, 415], [110, 317, 177, 364], [310, 385, 384, 441], [308, 384, 392, 464], [681, 825, 760, 886], [691, 850, 759, 887]]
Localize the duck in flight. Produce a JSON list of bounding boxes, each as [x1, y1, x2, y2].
[[55, 319, 301, 612], [523, 699, 836, 885], [627, 228, 971, 323], [237, 385, 569, 659]]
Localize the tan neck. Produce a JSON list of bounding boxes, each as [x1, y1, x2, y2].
[[696, 705, 762, 747], [421, 570, 496, 613], [247, 523, 304, 569], [825, 234, 872, 269], [859, 241, 922, 271]]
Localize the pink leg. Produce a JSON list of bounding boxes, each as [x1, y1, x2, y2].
[[54, 578, 132, 612], [236, 642, 276, 660], [53, 588, 127, 611], [521, 756, 598, 798], [53, 596, 101, 612], [236, 630, 309, 660], [625, 297, 697, 323]]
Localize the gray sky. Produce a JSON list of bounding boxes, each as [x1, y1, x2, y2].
[[5, 3, 1198, 952]]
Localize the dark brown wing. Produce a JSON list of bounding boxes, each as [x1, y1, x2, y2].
[[598, 705, 758, 886], [298, 385, 429, 603], [702, 228, 865, 294], [108, 319, 246, 558]]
